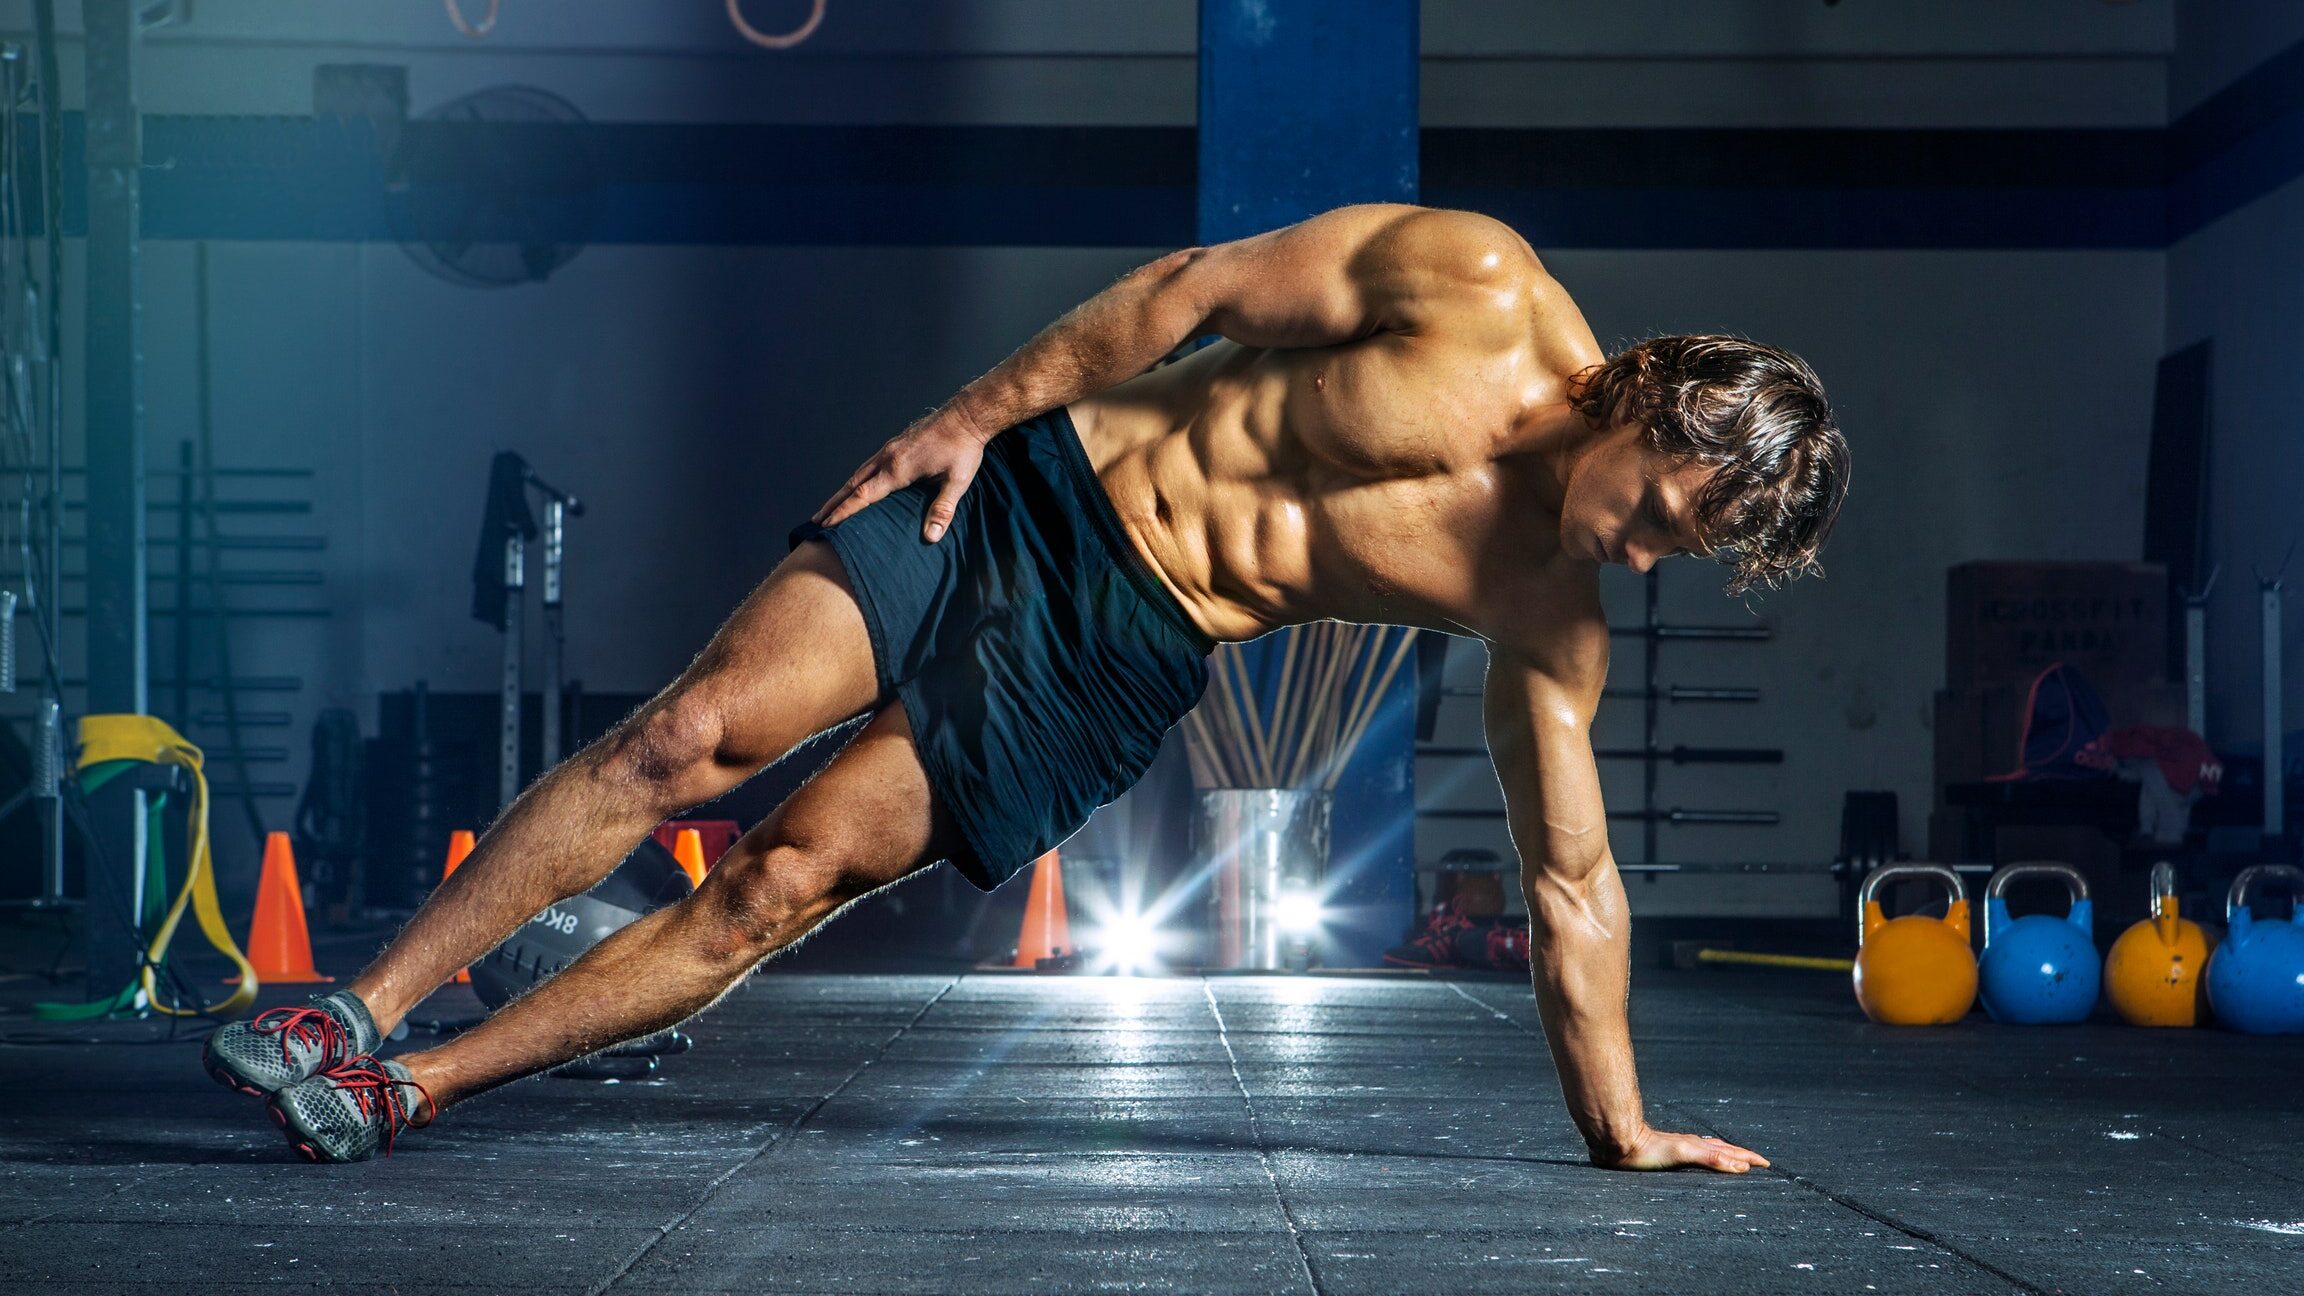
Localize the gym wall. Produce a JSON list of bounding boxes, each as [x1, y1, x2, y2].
[[10, 1, 2286, 919], [2163, 0, 2304, 755]]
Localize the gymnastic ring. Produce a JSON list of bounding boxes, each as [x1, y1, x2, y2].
[[443, 0, 498, 40], [727, 0, 826, 50]]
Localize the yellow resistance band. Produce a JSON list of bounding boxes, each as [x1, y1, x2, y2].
[[75, 714, 257, 1016]]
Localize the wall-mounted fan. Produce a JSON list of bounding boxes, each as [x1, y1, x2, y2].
[[389, 84, 593, 289]]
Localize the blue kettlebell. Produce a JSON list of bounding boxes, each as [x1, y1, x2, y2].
[[1978, 861, 2100, 1025], [2206, 864, 2304, 1035]]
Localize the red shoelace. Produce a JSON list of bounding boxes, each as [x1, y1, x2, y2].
[[1403, 901, 1473, 960], [1487, 924, 1531, 970], [316, 1056, 435, 1156], [250, 1006, 352, 1072]]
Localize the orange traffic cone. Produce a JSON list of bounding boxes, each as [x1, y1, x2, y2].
[[671, 828, 709, 889], [236, 831, 331, 985], [442, 830, 476, 982], [1011, 849, 1074, 970], [443, 829, 477, 877]]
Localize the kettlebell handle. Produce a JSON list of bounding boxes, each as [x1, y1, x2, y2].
[[2147, 861, 2176, 913], [1985, 860, 2090, 903], [2226, 863, 2304, 924], [1983, 860, 2091, 944], [1856, 863, 1967, 946], [2146, 860, 2181, 933]]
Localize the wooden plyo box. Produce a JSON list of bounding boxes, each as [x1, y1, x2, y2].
[[1945, 561, 2167, 692]]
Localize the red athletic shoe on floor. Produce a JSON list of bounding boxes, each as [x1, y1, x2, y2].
[[1480, 922, 1530, 972], [1383, 899, 1477, 968]]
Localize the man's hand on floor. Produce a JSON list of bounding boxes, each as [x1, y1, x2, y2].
[[814, 406, 991, 542], [1593, 1126, 1772, 1174]]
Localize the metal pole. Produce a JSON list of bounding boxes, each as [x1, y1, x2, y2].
[[540, 497, 564, 767], [33, 0, 60, 713], [82, 0, 147, 997], [2262, 562, 2286, 839], [175, 441, 192, 726], [2181, 565, 2219, 742], [25, 0, 66, 908], [1643, 568, 1660, 863], [83, 0, 146, 718], [0, 43, 17, 707], [35, 696, 62, 901], [499, 533, 525, 814], [2186, 593, 2209, 738]]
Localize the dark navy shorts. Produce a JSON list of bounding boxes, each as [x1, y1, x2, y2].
[[789, 407, 1213, 890]]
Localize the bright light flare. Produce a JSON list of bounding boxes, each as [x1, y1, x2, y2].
[[1096, 910, 1165, 975], [1276, 885, 1324, 936]]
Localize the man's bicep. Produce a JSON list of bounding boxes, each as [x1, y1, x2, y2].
[[1182, 204, 1533, 350]]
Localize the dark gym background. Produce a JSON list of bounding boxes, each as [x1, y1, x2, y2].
[[6, 3, 2296, 926], [4, 3, 2302, 1293]]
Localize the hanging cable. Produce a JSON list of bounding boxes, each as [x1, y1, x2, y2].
[[443, 0, 499, 40], [727, 0, 824, 50]]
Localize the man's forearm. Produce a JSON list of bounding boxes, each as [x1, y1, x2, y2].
[[1523, 861, 1647, 1161], [939, 250, 1205, 438]]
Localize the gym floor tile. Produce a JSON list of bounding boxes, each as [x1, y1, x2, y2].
[[1299, 1227, 2013, 1295], [617, 1226, 1313, 1293], [0, 1220, 669, 1288], [874, 1026, 1233, 1068], [6, 967, 2302, 1293], [698, 1150, 1283, 1232]]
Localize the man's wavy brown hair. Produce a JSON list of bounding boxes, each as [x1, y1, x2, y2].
[[1569, 335, 1848, 594]]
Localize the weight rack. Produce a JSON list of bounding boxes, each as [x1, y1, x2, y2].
[[1416, 568, 1778, 863], [4, 448, 325, 817], [1618, 567, 1778, 861]]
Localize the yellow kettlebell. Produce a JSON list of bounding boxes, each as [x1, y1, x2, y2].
[[1853, 863, 1977, 1025], [2104, 861, 2215, 1027]]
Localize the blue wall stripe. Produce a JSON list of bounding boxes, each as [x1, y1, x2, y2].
[[15, 29, 2302, 252], [1434, 185, 2170, 251], [98, 118, 2178, 250], [1427, 127, 2164, 189], [2165, 36, 2304, 239], [2168, 36, 2304, 176]]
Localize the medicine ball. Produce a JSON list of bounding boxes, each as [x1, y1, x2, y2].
[[470, 836, 694, 1012]]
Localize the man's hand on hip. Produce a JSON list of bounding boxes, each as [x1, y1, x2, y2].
[[813, 406, 991, 543], [1593, 1125, 1772, 1175]]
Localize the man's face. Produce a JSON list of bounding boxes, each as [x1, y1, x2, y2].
[[1561, 428, 1712, 575]]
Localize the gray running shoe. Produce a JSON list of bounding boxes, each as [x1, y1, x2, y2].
[[267, 1055, 433, 1163], [202, 991, 380, 1097]]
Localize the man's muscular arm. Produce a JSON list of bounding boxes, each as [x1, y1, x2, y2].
[[814, 203, 1525, 540], [1482, 608, 1769, 1174]]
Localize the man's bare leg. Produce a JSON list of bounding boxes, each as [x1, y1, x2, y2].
[[346, 543, 882, 1033], [396, 705, 953, 1111]]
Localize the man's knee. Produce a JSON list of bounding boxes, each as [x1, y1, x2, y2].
[[694, 841, 871, 962], [599, 691, 728, 805]]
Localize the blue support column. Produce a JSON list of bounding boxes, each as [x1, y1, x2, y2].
[[1198, 0, 1419, 243], [1198, 0, 1420, 966]]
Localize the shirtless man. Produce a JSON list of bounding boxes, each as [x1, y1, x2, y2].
[[203, 203, 1846, 1171]]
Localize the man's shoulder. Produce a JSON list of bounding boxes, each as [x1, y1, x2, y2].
[[1380, 206, 1541, 274], [1371, 209, 1590, 364]]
